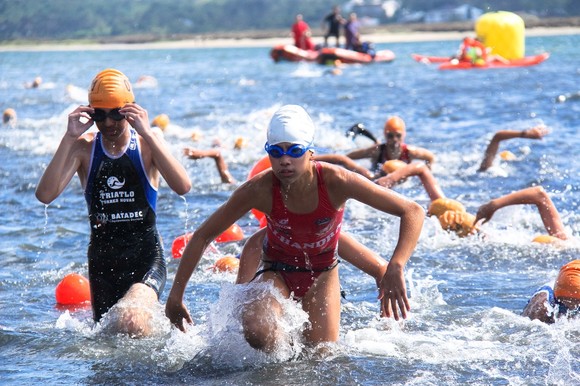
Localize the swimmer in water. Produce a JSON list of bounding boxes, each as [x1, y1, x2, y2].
[[165, 104, 424, 352]]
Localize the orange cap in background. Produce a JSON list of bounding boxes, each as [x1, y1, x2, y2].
[[427, 198, 466, 218], [88, 68, 135, 109], [438, 210, 476, 238], [554, 260, 580, 300], [384, 116, 406, 133]]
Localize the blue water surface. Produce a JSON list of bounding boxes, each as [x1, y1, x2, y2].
[[0, 34, 579, 385]]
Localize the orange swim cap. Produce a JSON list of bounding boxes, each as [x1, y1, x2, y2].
[[3, 108, 16, 124], [427, 198, 466, 217], [384, 116, 406, 134], [532, 234, 562, 244], [88, 68, 134, 108], [382, 159, 407, 174], [554, 260, 580, 300], [438, 210, 476, 238], [212, 256, 240, 273], [152, 114, 170, 130]]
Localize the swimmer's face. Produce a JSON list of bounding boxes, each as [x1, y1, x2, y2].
[[385, 129, 404, 148], [90, 106, 128, 140], [267, 142, 313, 183]]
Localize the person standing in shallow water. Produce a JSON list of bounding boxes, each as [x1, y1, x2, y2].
[[36, 68, 191, 337], [165, 104, 424, 352]]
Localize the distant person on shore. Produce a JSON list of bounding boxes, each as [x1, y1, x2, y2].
[[478, 125, 550, 172], [165, 104, 424, 352], [291, 14, 315, 51], [321, 5, 344, 47], [35, 68, 191, 337], [344, 12, 361, 51], [522, 260, 580, 323]]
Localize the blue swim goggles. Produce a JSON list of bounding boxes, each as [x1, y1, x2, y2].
[[264, 142, 312, 158]]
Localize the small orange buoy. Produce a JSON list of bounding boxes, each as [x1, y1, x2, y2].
[[212, 256, 240, 273], [55, 273, 91, 305], [171, 233, 193, 259], [215, 224, 245, 243]]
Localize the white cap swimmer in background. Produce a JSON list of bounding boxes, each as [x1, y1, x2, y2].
[[267, 105, 315, 147]]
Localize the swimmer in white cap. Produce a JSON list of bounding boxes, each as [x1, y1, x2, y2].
[[166, 104, 424, 352]]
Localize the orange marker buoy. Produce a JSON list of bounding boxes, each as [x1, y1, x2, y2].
[[212, 256, 240, 273], [215, 223, 245, 243], [55, 273, 91, 305], [171, 232, 193, 259], [247, 155, 271, 226]]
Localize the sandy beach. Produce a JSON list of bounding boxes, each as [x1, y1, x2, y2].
[[1, 26, 579, 52]]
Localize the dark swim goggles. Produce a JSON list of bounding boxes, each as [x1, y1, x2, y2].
[[89, 108, 125, 122], [264, 142, 311, 158]]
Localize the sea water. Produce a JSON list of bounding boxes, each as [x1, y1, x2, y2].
[[0, 35, 579, 385]]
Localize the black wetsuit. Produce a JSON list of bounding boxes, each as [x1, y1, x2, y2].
[[324, 12, 342, 46], [84, 129, 166, 321]]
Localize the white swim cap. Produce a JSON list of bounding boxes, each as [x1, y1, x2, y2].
[[267, 105, 315, 147]]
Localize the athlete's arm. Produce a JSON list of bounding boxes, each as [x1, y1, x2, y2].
[[121, 103, 191, 195], [478, 126, 549, 172], [35, 105, 93, 204]]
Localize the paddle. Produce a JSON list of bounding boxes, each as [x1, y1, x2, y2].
[[345, 123, 379, 144]]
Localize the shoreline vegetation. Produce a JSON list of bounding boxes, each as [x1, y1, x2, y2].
[[1, 17, 580, 52]]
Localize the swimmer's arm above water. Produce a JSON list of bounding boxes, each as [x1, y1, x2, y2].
[[478, 126, 549, 172]]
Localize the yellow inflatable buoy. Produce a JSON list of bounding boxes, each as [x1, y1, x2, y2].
[[476, 11, 525, 59], [427, 198, 466, 218]]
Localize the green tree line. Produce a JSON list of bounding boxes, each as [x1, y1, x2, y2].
[[0, 0, 578, 42]]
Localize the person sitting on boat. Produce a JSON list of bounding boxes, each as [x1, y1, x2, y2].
[[291, 14, 315, 51], [522, 260, 580, 324], [353, 41, 376, 58], [457, 36, 509, 66]]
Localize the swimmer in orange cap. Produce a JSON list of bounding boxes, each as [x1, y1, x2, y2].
[[522, 260, 580, 323], [478, 125, 550, 172], [474, 186, 568, 243], [3, 108, 17, 126], [316, 116, 445, 201], [35, 68, 191, 337]]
